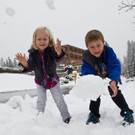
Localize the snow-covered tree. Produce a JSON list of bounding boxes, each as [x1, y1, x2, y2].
[[121, 55, 128, 75], [119, 0, 135, 23], [119, 0, 135, 11], [8, 57, 14, 67], [0, 57, 5, 67], [0, 57, 18, 68], [13, 59, 18, 67], [122, 40, 135, 77]]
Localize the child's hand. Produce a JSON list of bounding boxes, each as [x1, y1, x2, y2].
[[110, 80, 118, 98], [15, 53, 28, 68], [54, 38, 62, 56]]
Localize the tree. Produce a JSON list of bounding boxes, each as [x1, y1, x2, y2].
[[121, 55, 128, 75], [0, 57, 18, 68], [0, 57, 5, 67], [13, 59, 18, 67], [8, 57, 14, 67], [122, 40, 135, 77], [119, 1, 135, 12], [119, 0, 135, 23]]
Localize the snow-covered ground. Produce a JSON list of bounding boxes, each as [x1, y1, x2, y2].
[[0, 73, 35, 92], [0, 73, 135, 135]]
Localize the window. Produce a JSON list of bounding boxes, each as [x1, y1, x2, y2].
[[75, 55, 78, 59], [79, 49, 81, 53], [64, 47, 67, 51], [65, 54, 69, 58], [74, 48, 77, 52], [70, 54, 74, 58], [70, 47, 73, 51]]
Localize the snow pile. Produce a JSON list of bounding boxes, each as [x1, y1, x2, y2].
[[7, 96, 23, 110], [5, 7, 15, 17], [71, 75, 108, 100], [44, 0, 55, 10]]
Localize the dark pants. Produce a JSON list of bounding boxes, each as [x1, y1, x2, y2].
[[89, 86, 133, 118]]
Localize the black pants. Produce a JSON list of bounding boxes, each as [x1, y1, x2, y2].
[[89, 86, 133, 118]]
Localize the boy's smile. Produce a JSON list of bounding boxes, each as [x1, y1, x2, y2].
[[87, 40, 104, 57]]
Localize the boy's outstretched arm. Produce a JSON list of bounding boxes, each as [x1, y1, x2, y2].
[[15, 53, 28, 68], [110, 80, 118, 97]]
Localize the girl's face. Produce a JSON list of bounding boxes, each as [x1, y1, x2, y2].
[[87, 39, 104, 57], [35, 30, 49, 52]]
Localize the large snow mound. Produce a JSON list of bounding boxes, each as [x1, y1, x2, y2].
[[71, 75, 108, 101]]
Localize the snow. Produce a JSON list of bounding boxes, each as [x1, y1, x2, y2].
[[0, 73, 135, 135], [44, 0, 55, 10], [5, 7, 15, 17], [0, 73, 35, 92], [72, 75, 108, 100]]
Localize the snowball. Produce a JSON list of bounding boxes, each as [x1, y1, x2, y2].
[[7, 96, 23, 110], [71, 75, 106, 101], [44, 0, 55, 10], [5, 7, 15, 17]]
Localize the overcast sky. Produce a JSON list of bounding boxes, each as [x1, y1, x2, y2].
[[0, 0, 135, 61]]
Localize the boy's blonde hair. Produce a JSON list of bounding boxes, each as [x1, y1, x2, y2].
[[31, 26, 55, 49], [85, 30, 104, 47]]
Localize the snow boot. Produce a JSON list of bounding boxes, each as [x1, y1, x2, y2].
[[122, 111, 134, 126], [86, 112, 100, 125]]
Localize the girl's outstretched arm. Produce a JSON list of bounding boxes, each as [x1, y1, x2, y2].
[[15, 53, 28, 68], [54, 38, 62, 56]]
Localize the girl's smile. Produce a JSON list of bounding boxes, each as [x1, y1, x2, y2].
[[36, 30, 49, 52]]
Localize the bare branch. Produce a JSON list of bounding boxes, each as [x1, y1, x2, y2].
[[118, 1, 135, 12]]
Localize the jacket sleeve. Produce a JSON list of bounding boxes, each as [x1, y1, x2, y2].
[[50, 46, 65, 62], [105, 47, 121, 83], [55, 49, 65, 62], [81, 60, 96, 76], [22, 54, 35, 73]]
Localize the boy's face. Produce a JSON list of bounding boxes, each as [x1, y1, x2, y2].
[[87, 40, 104, 58], [36, 30, 49, 52]]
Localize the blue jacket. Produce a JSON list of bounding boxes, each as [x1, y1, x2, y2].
[[81, 45, 121, 84]]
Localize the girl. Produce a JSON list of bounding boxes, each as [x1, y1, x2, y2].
[[15, 26, 71, 123]]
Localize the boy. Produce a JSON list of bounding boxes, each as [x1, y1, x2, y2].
[[81, 29, 134, 126]]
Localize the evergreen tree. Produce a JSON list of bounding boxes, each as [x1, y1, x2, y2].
[[122, 40, 135, 77], [8, 57, 14, 67], [13, 59, 18, 67], [0, 57, 4, 67]]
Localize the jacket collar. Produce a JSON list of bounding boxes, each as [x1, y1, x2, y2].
[[28, 48, 37, 53], [28, 47, 52, 54]]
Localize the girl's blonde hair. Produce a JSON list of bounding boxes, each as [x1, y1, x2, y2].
[[31, 26, 55, 49]]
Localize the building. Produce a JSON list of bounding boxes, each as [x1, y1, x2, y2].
[[59, 44, 86, 65]]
